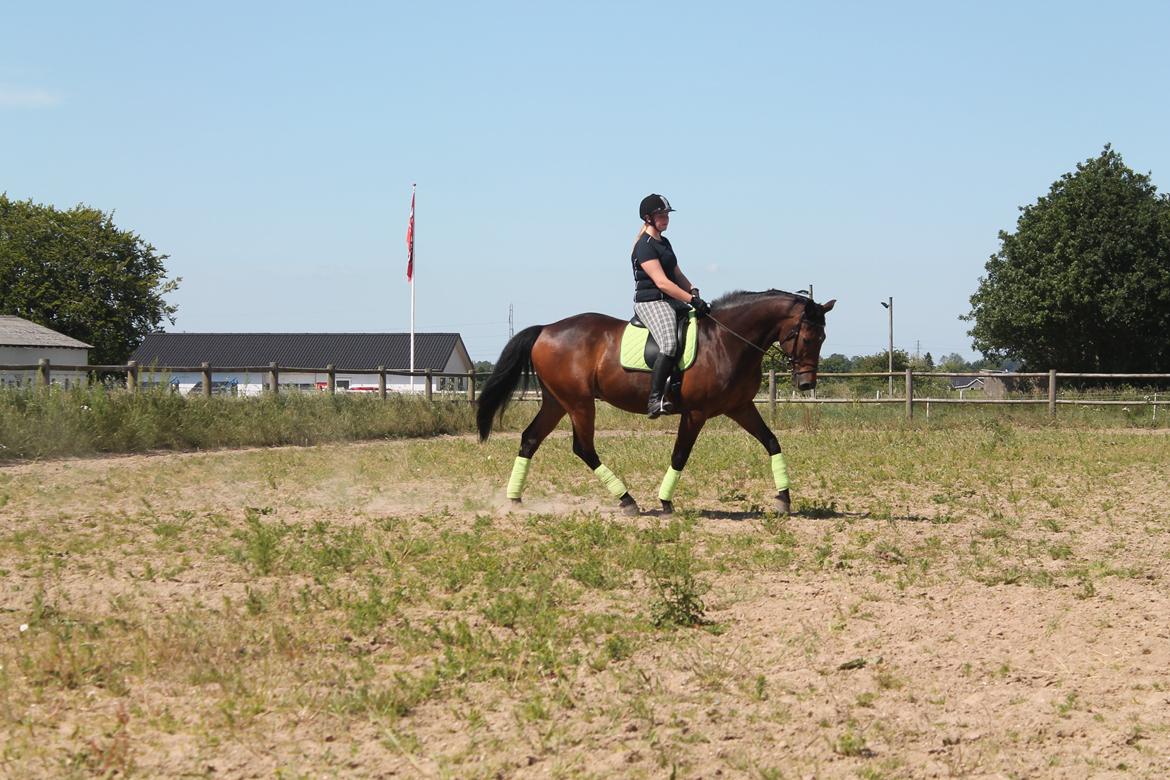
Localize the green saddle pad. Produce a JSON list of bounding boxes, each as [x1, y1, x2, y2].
[[620, 312, 698, 372]]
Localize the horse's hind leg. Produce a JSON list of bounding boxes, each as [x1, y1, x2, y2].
[[657, 411, 707, 514], [507, 396, 566, 503], [726, 404, 791, 515], [567, 402, 640, 516]]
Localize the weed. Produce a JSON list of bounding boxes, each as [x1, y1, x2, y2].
[[232, 506, 284, 575], [834, 723, 873, 757], [649, 547, 709, 628]]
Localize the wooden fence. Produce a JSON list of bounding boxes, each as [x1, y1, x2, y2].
[[8, 359, 477, 403], [6, 359, 1170, 420]]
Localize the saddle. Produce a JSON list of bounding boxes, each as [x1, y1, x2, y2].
[[619, 311, 698, 372]]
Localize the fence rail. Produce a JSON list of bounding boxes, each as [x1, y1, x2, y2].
[[5, 360, 1169, 419]]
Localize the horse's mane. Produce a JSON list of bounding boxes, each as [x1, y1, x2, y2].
[[710, 289, 825, 325], [710, 289, 794, 309]]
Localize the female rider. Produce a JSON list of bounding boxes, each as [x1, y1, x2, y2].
[[632, 193, 711, 417]]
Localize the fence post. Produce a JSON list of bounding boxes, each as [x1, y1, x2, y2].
[[267, 362, 279, 395], [127, 360, 139, 394], [37, 358, 51, 391], [202, 362, 212, 398], [905, 368, 913, 419], [467, 369, 475, 402], [327, 364, 336, 394], [768, 369, 776, 420], [378, 366, 386, 400], [1048, 369, 1057, 418], [425, 369, 433, 402]]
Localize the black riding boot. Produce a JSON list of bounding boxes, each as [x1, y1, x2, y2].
[[646, 357, 676, 418]]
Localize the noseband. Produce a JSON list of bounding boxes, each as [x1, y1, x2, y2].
[[776, 299, 818, 381]]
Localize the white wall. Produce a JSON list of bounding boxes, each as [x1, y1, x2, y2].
[[0, 346, 89, 387], [141, 368, 467, 396]]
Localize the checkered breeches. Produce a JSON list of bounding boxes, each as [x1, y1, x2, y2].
[[634, 299, 681, 357]]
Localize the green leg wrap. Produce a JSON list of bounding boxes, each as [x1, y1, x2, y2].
[[507, 456, 531, 499], [658, 467, 682, 502], [771, 452, 790, 491], [593, 464, 628, 498]]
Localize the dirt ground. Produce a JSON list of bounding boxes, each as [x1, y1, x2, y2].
[[1, 431, 1168, 778]]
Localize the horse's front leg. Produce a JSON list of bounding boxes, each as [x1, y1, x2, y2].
[[725, 404, 791, 515], [658, 411, 707, 514]]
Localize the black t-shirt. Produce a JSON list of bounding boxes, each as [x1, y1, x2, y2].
[[632, 233, 680, 302]]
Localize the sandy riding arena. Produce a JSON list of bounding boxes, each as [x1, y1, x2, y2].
[[1, 425, 1168, 778]]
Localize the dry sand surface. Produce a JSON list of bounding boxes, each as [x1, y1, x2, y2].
[[1, 430, 1168, 778]]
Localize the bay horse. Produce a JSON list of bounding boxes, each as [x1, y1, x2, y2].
[[476, 290, 835, 515]]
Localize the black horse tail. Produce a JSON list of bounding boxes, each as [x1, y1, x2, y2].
[[477, 325, 544, 442]]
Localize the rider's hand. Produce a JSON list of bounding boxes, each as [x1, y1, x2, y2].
[[690, 294, 711, 317]]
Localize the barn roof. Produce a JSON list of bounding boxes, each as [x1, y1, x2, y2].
[[0, 316, 93, 349], [130, 332, 471, 370]]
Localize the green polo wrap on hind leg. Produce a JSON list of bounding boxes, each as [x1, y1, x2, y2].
[[658, 467, 682, 502], [507, 456, 531, 499], [771, 452, 790, 491], [593, 464, 628, 498]]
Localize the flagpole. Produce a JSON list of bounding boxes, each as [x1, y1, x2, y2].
[[410, 257, 415, 392], [409, 183, 416, 392]]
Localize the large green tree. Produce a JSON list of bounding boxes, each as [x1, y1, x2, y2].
[[965, 146, 1170, 372], [0, 195, 178, 364]]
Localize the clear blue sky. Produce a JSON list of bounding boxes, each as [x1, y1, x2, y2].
[[5, 1, 1169, 363]]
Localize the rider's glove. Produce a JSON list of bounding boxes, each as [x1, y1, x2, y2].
[[690, 294, 711, 317]]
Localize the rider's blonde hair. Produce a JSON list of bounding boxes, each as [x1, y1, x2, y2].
[[630, 222, 649, 253]]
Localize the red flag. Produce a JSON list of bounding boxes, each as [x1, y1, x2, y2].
[[406, 185, 415, 281]]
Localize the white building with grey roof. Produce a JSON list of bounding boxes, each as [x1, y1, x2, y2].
[[0, 316, 93, 387], [130, 332, 474, 395]]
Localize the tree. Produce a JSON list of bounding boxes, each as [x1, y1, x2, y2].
[[819, 353, 853, 373], [852, 349, 910, 373], [0, 195, 178, 364], [965, 146, 1170, 372], [937, 352, 970, 372]]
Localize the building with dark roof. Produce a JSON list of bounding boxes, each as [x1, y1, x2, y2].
[[0, 315, 93, 387], [131, 332, 472, 395]]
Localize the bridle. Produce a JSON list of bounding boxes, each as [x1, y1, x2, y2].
[[707, 296, 819, 381]]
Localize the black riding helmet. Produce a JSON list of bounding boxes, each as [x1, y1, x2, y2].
[[639, 193, 675, 221]]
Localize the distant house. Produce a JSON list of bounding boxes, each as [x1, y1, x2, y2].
[[131, 332, 473, 395], [949, 376, 985, 391], [0, 316, 92, 387]]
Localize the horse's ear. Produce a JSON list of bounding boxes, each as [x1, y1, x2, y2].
[[822, 299, 836, 313]]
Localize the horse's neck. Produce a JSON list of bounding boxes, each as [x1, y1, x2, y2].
[[719, 294, 800, 349]]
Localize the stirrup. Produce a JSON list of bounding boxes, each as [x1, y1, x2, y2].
[[647, 396, 674, 419]]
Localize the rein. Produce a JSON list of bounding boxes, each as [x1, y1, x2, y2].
[[707, 313, 770, 353], [706, 297, 810, 358]]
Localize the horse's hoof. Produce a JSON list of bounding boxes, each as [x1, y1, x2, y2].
[[620, 496, 641, 516], [660, 499, 673, 515], [510, 497, 522, 505], [775, 490, 791, 516]]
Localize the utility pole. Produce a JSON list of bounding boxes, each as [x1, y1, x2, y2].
[[508, 304, 514, 340], [880, 297, 893, 396]]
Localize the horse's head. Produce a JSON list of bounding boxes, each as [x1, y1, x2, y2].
[[779, 298, 836, 391]]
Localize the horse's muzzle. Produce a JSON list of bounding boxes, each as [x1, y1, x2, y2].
[[790, 367, 819, 390], [794, 369, 817, 391]]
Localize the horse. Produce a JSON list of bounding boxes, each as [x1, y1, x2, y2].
[[476, 290, 835, 515]]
